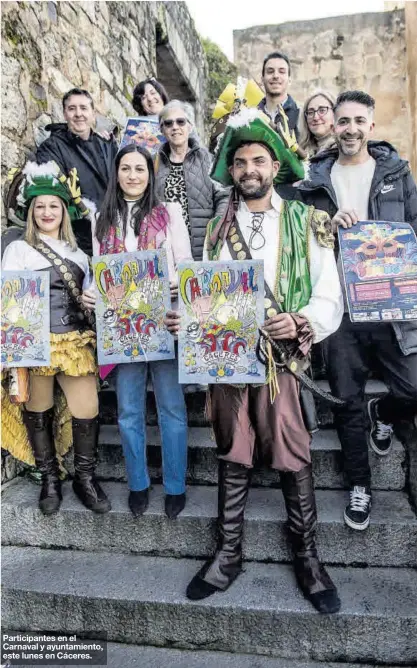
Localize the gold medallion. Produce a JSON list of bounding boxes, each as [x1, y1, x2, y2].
[[233, 242, 243, 252], [264, 298, 272, 309], [267, 307, 277, 317], [230, 234, 239, 243], [237, 250, 246, 260]]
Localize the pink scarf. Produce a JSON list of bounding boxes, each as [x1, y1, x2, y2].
[[99, 204, 170, 255]]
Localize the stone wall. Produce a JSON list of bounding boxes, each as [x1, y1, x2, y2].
[[1, 0, 207, 208], [234, 10, 410, 164], [405, 1, 417, 179]]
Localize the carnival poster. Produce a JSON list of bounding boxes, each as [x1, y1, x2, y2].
[[119, 116, 166, 156], [178, 260, 265, 384], [93, 250, 174, 365], [1, 271, 50, 367], [338, 221, 417, 322]]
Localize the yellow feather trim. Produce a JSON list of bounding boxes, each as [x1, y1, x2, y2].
[[1, 381, 72, 465]]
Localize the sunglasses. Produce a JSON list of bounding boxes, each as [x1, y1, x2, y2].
[[162, 118, 188, 128], [305, 106, 332, 119]]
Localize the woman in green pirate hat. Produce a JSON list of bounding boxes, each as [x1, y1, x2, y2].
[[2, 161, 110, 516]]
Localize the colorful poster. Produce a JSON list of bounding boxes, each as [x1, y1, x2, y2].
[[339, 221, 417, 322], [93, 250, 174, 365], [119, 117, 166, 156], [178, 260, 265, 384], [1, 271, 50, 367]]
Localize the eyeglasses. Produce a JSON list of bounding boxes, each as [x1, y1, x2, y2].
[[162, 118, 188, 128], [305, 106, 331, 119]]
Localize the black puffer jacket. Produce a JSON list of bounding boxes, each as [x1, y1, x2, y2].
[[37, 123, 118, 255], [289, 140, 417, 355], [155, 137, 230, 260]]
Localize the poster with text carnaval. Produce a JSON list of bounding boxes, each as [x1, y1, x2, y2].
[[338, 222, 417, 322], [93, 250, 174, 365], [178, 260, 265, 384], [1, 271, 50, 367]]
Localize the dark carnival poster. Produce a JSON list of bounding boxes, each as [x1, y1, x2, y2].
[[339, 221, 417, 322]]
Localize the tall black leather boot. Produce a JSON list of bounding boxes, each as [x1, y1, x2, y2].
[[23, 409, 62, 515], [186, 459, 251, 600], [72, 417, 111, 513], [280, 463, 341, 614]]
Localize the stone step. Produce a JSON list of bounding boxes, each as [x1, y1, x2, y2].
[[3, 639, 405, 668], [98, 379, 389, 428], [2, 548, 416, 665], [2, 480, 416, 567], [88, 425, 405, 490]]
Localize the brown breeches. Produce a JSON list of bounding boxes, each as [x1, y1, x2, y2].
[[210, 373, 311, 472], [25, 373, 99, 419]]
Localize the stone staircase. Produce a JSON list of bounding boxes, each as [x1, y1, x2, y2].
[[2, 381, 417, 667]]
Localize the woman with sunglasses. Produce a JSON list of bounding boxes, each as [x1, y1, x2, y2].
[[155, 100, 229, 261], [84, 144, 192, 520], [299, 91, 336, 158]]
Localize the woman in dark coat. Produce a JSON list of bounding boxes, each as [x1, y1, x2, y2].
[[155, 100, 230, 261]]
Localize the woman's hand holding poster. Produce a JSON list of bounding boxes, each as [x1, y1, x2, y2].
[[93, 250, 174, 365]]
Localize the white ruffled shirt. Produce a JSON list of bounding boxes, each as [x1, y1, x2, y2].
[[2, 234, 91, 290], [205, 190, 343, 343]]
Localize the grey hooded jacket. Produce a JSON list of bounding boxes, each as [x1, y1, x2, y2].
[[155, 137, 230, 260]]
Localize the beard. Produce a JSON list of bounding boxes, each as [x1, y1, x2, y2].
[[336, 132, 367, 156], [234, 174, 274, 200]]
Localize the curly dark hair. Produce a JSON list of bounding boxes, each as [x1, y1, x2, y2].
[[132, 78, 169, 115]]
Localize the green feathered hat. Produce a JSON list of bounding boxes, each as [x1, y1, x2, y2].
[[12, 161, 91, 222], [210, 107, 305, 186]]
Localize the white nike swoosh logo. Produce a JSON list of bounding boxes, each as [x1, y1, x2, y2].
[[381, 184, 395, 194]]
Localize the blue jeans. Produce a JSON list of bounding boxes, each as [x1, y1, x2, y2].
[[115, 359, 188, 495]]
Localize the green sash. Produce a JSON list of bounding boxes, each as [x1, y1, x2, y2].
[[206, 199, 314, 314]]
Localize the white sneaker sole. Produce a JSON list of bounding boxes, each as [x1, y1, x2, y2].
[[369, 435, 393, 457], [367, 400, 393, 457], [344, 510, 370, 531]]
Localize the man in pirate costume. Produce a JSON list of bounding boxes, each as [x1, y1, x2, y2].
[[2, 162, 110, 516], [166, 103, 344, 613]]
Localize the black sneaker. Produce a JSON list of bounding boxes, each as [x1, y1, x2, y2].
[[368, 398, 394, 456], [344, 486, 372, 531]]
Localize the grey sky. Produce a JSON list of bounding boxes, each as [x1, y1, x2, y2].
[[186, 0, 385, 60]]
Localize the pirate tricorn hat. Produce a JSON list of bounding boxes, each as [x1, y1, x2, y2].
[[11, 161, 91, 222], [210, 79, 305, 186]]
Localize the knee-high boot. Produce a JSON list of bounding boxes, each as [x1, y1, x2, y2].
[[280, 463, 340, 614], [186, 459, 251, 600], [72, 417, 111, 514], [23, 409, 62, 515]]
